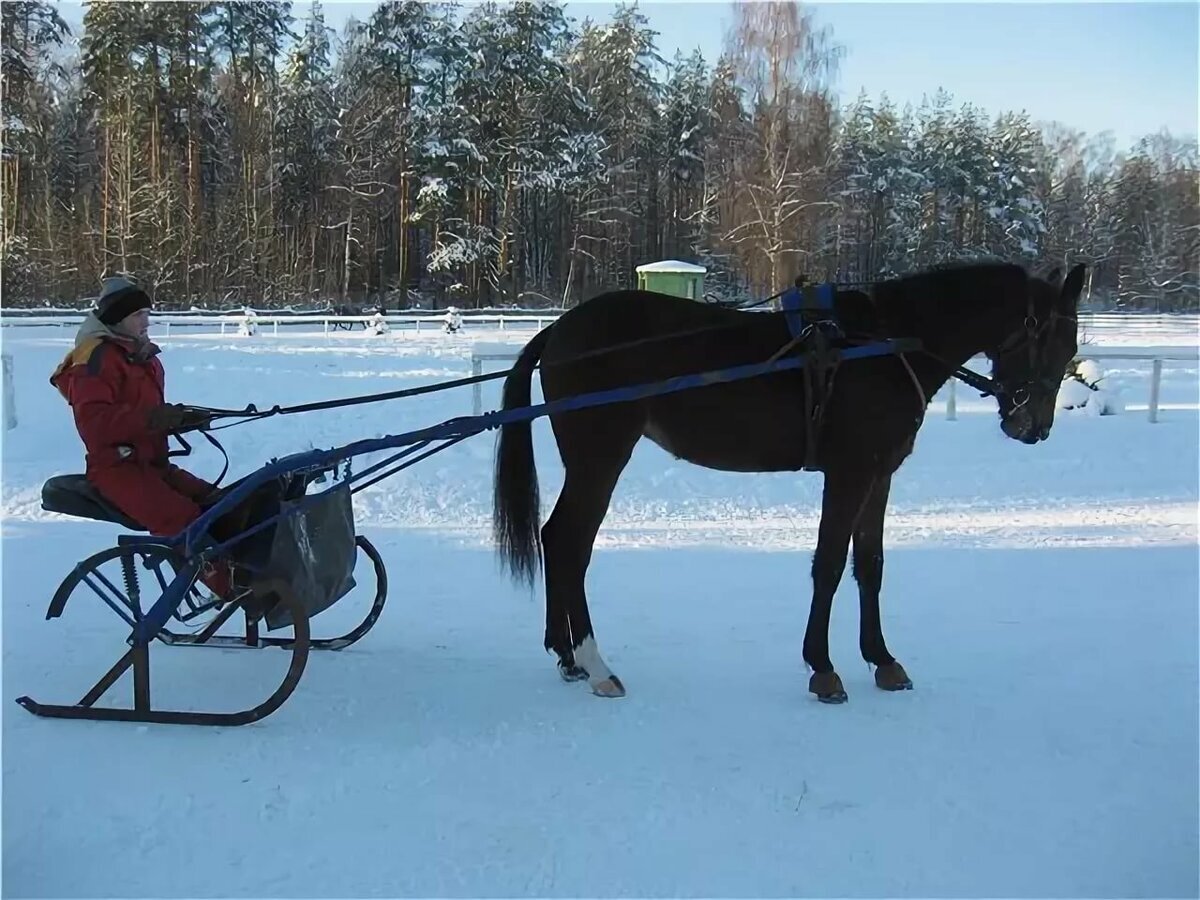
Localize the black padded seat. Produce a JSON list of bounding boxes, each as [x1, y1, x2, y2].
[[41, 474, 147, 531]]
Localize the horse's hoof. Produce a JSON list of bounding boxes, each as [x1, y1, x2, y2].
[[591, 676, 626, 698], [559, 664, 588, 683], [874, 662, 913, 692], [809, 671, 848, 704]]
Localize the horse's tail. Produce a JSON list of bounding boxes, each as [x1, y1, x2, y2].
[[493, 324, 554, 586]]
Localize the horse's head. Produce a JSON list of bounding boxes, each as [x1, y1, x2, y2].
[[990, 263, 1085, 444]]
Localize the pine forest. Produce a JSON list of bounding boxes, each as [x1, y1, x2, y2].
[[2, 0, 1196, 310]]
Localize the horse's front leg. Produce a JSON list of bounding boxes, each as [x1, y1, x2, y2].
[[852, 472, 913, 692], [804, 467, 878, 703]]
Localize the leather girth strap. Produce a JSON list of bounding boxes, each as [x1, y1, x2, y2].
[[779, 279, 842, 472]]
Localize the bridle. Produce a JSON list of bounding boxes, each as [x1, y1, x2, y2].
[[987, 296, 1077, 412], [922, 289, 1075, 410]]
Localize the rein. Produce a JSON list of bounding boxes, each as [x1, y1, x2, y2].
[[166, 428, 231, 486], [189, 366, 515, 431], [176, 317, 800, 434], [168, 279, 1064, 449]]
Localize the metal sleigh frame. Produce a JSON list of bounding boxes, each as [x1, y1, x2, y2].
[[14, 281, 924, 727]]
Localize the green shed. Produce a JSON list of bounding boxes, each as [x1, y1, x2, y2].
[[635, 259, 707, 301]]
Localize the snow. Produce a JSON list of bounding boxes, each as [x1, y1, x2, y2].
[[1057, 376, 1096, 410], [2, 318, 1198, 897], [417, 175, 448, 198], [1059, 358, 1129, 415], [635, 259, 707, 273]]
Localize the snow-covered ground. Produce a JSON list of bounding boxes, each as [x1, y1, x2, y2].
[[2, 319, 1197, 897]]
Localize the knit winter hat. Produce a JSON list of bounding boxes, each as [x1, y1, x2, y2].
[[96, 276, 151, 325]]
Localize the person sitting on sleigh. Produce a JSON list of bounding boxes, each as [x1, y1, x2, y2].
[[49, 276, 249, 602]]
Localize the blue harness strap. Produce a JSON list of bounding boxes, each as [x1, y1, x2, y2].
[[780, 282, 836, 338]]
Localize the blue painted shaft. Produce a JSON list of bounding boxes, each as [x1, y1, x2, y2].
[[134, 335, 919, 643]]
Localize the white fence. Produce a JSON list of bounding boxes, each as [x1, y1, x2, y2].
[[472, 343, 1200, 422], [0, 313, 557, 335], [471, 344, 530, 415], [2, 352, 15, 431], [943, 346, 1200, 423], [6, 309, 1196, 340]]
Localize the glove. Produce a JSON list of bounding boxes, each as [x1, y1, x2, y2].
[[146, 403, 188, 431], [147, 403, 210, 433]]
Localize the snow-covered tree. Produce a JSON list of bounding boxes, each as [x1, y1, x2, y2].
[[1, 0, 1193, 312]]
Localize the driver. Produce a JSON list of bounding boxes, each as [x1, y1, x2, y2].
[[49, 276, 242, 600]]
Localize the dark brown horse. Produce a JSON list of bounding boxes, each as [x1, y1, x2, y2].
[[492, 262, 1084, 703]]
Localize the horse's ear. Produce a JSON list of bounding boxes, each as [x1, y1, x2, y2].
[[1061, 263, 1086, 308]]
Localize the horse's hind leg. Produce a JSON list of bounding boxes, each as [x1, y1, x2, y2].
[[852, 473, 912, 692], [541, 409, 640, 698]]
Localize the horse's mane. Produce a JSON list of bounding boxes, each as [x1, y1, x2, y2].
[[862, 261, 1030, 334], [870, 261, 1027, 300]]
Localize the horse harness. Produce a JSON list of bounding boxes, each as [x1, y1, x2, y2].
[[774, 280, 847, 472], [771, 276, 1069, 471], [774, 278, 921, 472]]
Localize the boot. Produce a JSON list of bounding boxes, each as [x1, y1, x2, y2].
[[197, 557, 253, 606]]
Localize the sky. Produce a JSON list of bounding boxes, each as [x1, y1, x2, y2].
[[53, 0, 1197, 151]]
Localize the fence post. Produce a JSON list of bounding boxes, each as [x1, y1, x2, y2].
[[1148, 358, 1163, 423], [472, 358, 483, 416], [2, 352, 16, 431], [945, 378, 957, 421]]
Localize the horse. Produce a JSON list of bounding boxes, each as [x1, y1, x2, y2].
[[491, 261, 1085, 703]]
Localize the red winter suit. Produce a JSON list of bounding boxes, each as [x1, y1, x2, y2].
[[50, 314, 217, 537]]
